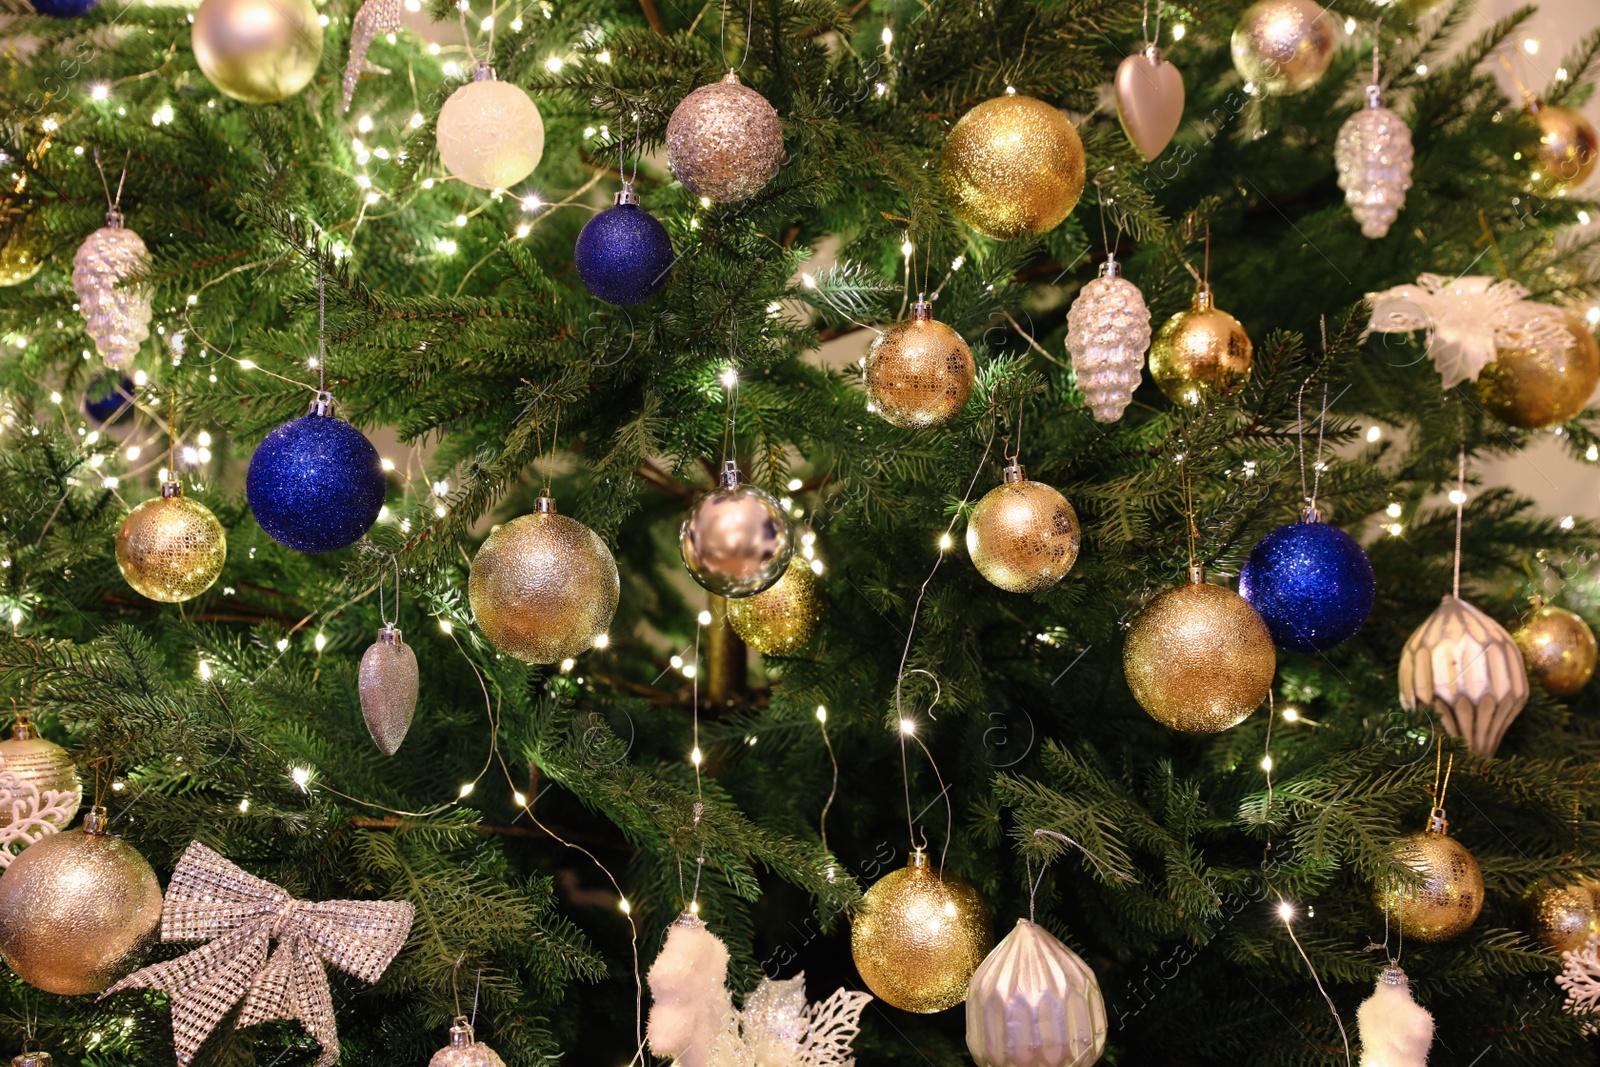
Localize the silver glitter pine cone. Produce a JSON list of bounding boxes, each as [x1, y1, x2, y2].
[[359, 625, 418, 755], [666, 71, 784, 203], [1335, 85, 1413, 239], [680, 461, 795, 598], [429, 1017, 506, 1067], [71, 212, 153, 370], [1065, 257, 1150, 422]]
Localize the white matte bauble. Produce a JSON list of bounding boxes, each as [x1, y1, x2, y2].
[[437, 67, 545, 190], [192, 0, 324, 104], [967, 919, 1106, 1067], [1398, 595, 1529, 758]]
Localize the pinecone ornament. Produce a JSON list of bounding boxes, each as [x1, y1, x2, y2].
[[1066, 256, 1150, 422], [72, 211, 152, 369], [1334, 84, 1412, 239]]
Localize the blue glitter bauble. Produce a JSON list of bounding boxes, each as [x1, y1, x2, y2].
[[246, 412, 387, 553], [30, 0, 97, 17], [574, 203, 674, 306], [1239, 517, 1375, 653], [84, 375, 135, 425]]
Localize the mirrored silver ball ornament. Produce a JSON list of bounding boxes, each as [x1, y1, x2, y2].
[[1335, 84, 1413, 238], [666, 71, 784, 202], [72, 212, 152, 370], [680, 461, 795, 598]]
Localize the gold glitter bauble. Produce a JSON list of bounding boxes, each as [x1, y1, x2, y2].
[[726, 556, 825, 655], [114, 484, 227, 604], [1529, 103, 1598, 195], [1371, 825, 1484, 943], [468, 495, 619, 665], [1123, 574, 1276, 733], [666, 72, 784, 203], [851, 850, 993, 1014], [0, 719, 80, 831], [941, 95, 1086, 240], [0, 808, 162, 994], [966, 465, 1081, 594], [1513, 602, 1598, 698], [1531, 882, 1600, 954], [192, 0, 323, 104], [1476, 311, 1600, 430], [0, 215, 47, 287], [1230, 0, 1336, 95], [1148, 287, 1253, 406], [865, 301, 975, 429]]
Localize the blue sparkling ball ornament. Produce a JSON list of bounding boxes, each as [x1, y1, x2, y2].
[[1239, 511, 1375, 653], [246, 396, 387, 553], [29, 0, 97, 17], [574, 186, 674, 306], [84, 375, 136, 425]]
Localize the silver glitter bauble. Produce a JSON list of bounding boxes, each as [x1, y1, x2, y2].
[[437, 65, 544, 191], [428, 1017, 506, 1067], [666, 71, 784, 203], [72, 212, 152, 370], [1398, 595, 1529, 758], [966, 919, 1106, 1067], [680, 461, 795, 598], [359, 625, 417, 755], [1065, 257, 1150, 422], [1335, 85, 1413, 239]]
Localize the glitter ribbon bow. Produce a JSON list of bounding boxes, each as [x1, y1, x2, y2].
[[103, 840, 414, 1067]]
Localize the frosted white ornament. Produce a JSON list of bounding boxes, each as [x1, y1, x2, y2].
[[72, 211, 153, 370], [1065, 255, 1150, 423], [436, 64, 544, 191], [966, 919, 1106, 1067], [1336, 83, 1413, 239], [1365, 274, 1569, 389], [648, 914, 735, 1067], [1357, 966, 1433, 1067], [1398, 595, 1529, 759], [706, 973, 870, 1067]]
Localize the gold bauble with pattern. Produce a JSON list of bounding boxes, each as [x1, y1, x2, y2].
[[1531, 881, 1600, 954], [865, 300, 975, 429], [966, 464, 1081, 594], [1512, 599, 1598, 698], [1372, 816, 1484, 943], [1230, 0, 1336, 95], [115, 482, 227, 604], [0, 213, 47, 287], [1528, 101, 1598, 195], [726, 554, 826, 656]]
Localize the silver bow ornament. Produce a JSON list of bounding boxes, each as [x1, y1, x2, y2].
[[103, 841, 414, 1067]]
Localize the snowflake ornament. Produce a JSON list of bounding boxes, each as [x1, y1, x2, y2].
[[709, 974, 871, 1067], [1556, 933, 1600, 1025], [0, 762, 82, 866]]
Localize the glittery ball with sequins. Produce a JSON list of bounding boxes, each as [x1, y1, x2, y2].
[[1239, 514, 1375, 654], [115, 484, 227, 603], [666, 72, 783, 203], [246, 409, 387, 554]]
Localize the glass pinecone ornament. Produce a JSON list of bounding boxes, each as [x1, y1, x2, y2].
[[0, 715, 80, 832], [1372, 808, 1483, 943], [115, 481, 227, 603], [574, 183, 675, 306], [1398, 595, 1529, 758], [1513, 597, 1598, 698], [1477, 310, 1600, 430], [851, 849, 993, 1014], [428, 1018, 506, 1067], [1528, 100, 1598, 195], [666, 71, 784, 203], [437, 63, 545, 191], [1230, 0, 1335, 94], [680, 462, 795, 598], [1065, 255, 1150, 422], [865, 299, 975, 429], [1238, 507, 1376, 654], [966, 918, 1106, 1067], [1335, 83, 1413, 239], [72, 210, 152, 370], [1532, 882, 1600, 954], [359, 624, 418, 755], [246, 392, 388, 554], [726, 554, 825, 655], [966, 464, 1081, 594], [1148, 283, 1252, 407], [941, 95, 1085, 240]]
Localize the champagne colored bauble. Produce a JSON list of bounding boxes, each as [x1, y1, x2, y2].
[[1513, 601, 1598, 698], [1398, 595, 1529, 759], [1123, 571, 1276, 733], [359, 625, 418, 755], [468, 493, 619, 665], [966, 919, 1106, 1067], [941, 95, 1086, 240], [428, 1017, 506, 1067], [1148, 286, 1253, 406], [192, 0, 324, 104], [0, 807, 162, 993], [437, 68, 545, 190], [679, 462, 795, 598], [1230, 0, 1336, 95], [1529, 102, 1598, 194], [1115, 44, 1184, 162], [0, 718, 80, 831], [114, 482, 227, 604], [725, 555, 825, 655], [1372, 822, 1483, 943], [0, 216, 47, 287], [666, 71, 784, 203], [966, 465, 1081, 594], [865, 301, 975, 429], [1532, 882, 1600, 954], [851, 850, 993, 1013], [1476, 311, 1600, 430]]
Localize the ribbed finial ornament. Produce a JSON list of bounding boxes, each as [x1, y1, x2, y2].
[[1398, 595, 1529, 758], [966, 919, 1106, 1067]]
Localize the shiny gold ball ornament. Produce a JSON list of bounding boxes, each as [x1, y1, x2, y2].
[[1513, 599, 1598, 698], [1123, 568, 1276, 733], [0, 716, 80, 831], [1476, 310, 1600, 430], [1230, 0, 1336, 95], [851, 849, 994, 1013], [1531, 882, 1600, 954], [679, 461, 795, 598], [0, 806, 162, 994], [467, 492, 620, 665], [1372, 812, 1484, 943], [0, 215, 47, 287], [941, 95, 1086, 240], [666, 71, 784, 203], [191, 0, 323, 104], [436, 65, 545, 191], [114, 482, 227, 604], [726, 555, 825, 655], [1528, 101, 1598, 195], [966, 464, 1081, 594], [865, 300, 976, 429], [1149, 284, 1253, 406]]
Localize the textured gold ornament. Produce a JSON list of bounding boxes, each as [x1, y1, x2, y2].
[[1372, 814, 1484, 943], [941, 95, 1086, 240], [851, 850, 993, 1013], [436, 66, 545, 191], [1476, 310, 1600, 430], [468, 493, 619, 665], [679, 462, 795, 598], [726, 555, 825, 655], [865, 301, 975, 429], [192, 0, 324, 104], [1532, 882, 1600, 954], [1513, 600, 1598, 698], [1123, 570, 1276, 733], [11, 1046, 52, 1067], [0, 806, 161, 994], [1148, 285, 1253, 406], [1398, 595, 1529, 758], [359, 625, 418, 754], [0, 214, 46, 287], [666, 71, 784, 203], [1528, 102, 1598, 195], [0, 717, 80, 833], [115, 482, 227, 604], [429, 1018, 506, 1067], [967, 465, 1081, 594], [1230, 0, 1336, 95]]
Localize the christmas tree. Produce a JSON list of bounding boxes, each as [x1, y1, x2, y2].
[[2, 0, 1600, 1063]]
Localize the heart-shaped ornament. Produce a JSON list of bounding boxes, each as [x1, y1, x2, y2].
[[1115, 45, 1185, 161]]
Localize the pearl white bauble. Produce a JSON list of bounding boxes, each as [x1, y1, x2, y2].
[[437, 73, 544, 190]]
